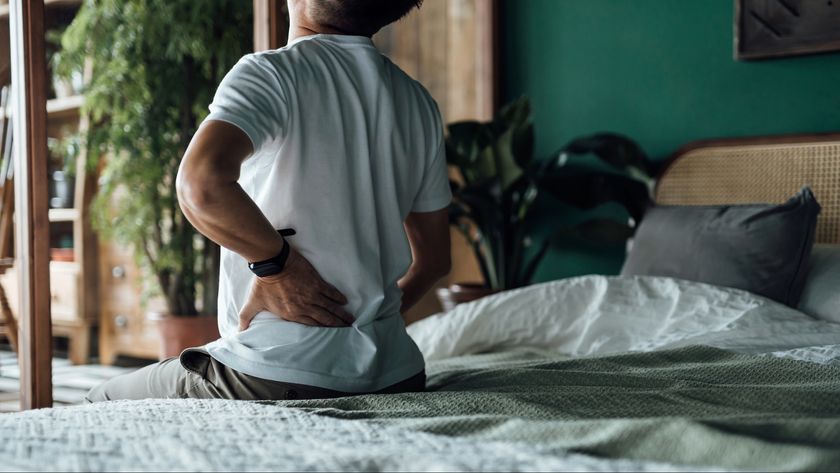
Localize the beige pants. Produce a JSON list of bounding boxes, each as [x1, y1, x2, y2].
[[86, 348, 425, 402]]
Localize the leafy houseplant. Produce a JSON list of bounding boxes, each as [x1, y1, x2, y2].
[[442, 98, 656, 304], [54, 1, 253, 327]]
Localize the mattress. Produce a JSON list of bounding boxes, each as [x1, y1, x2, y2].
[[2, 276, 840, 472]]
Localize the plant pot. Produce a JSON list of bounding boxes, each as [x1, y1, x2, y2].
[[51, 70, 84, 99], [152, 314, 220, 360], [436, 283, 499, 312], [49, 170, 75, 209], [52, 77, 75, 99], [50, 248, 74, 262]]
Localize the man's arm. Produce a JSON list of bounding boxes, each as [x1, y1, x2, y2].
[[399, 209, 451, 325], [176, 120, 352, 329]]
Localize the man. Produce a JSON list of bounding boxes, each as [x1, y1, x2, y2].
[[86, 0, 451, 402]]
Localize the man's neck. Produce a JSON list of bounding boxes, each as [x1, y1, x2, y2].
[[287, 19, 369, 44]]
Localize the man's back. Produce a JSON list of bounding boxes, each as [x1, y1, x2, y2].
[[203, 34, 451, 392]]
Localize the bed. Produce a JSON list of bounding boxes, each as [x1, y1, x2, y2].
[[2, 135, 840, 472]]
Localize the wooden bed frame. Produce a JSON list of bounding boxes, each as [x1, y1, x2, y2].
[[655, 133, 840, 245]]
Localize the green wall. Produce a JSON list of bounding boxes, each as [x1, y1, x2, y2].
[[503, 0, 840, 160], [502, 0, 840, 281]]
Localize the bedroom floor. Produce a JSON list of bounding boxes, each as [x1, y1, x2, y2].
[[0, 348, 135, 412]]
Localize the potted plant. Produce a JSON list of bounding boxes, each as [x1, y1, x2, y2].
[[47, 133, 81, 209], [439, 98, 656, 310], [54, 0, 253, 358]]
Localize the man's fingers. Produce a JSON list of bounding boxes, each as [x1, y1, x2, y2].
[[286, 314, 323, 327], [318, 301, 354, 325], [238, 300, 262, 331], [308, 305, 350, 327], [320, 282, 348, 305]]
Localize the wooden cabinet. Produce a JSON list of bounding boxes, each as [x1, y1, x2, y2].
[[97, 241, 161, 364], [47, 262, 78, 321], [0, 259, 95, 365]]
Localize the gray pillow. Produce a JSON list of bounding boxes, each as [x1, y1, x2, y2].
[[621, 187, 821, 307], [798, 245, 840, 323]]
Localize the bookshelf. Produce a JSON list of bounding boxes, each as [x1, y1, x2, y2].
[[0, 0, 97, 365]]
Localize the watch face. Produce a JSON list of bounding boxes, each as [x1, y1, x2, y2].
[[249, 261, 283, 277], [248, 235, 291, 277]]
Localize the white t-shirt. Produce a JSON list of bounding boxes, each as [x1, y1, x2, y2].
[[201, 34, 451, 392]]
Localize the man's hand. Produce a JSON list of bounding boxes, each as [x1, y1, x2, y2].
[[177, 121, 353, 331], [238, 247, 353, 330]]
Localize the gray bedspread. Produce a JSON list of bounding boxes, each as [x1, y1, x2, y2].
[[2, 345, 839, 472]]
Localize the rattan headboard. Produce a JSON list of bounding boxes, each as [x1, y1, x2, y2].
[[655, 134, 840, 245]]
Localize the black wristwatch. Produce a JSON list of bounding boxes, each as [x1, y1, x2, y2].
[[248, 229, 296, 277]]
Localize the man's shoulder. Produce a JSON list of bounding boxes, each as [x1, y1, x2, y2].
[[381, 58, 441, 124], [382, 57, 435, 99]]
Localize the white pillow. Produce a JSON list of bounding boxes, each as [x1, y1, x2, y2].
[[798, 245, 840, 323], [407, 275, 840, 361]]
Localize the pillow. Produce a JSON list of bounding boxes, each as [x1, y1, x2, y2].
[[621, 187, 821, 307], [798, 245, 840, 323]]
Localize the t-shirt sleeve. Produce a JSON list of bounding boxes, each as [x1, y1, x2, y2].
[[412, 113, 452, 213], [204, 55, 287, 153]]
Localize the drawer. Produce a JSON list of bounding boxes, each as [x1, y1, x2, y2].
[[101, 305, 140, 346], [99, 257, 140, 300], [50, 268, 78, 322], [104, 309, 160, 359], [99, 277, 140, 310]]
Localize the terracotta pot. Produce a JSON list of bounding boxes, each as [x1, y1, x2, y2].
[[50, 248, 74, 262], [436, 283, 499, 312], [152, 314, 220, 360]]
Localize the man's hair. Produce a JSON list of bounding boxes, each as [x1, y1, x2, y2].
[[308, 0, 423, 36]]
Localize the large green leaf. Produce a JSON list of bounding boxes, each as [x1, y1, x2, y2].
[[558, 132, 654, 176], [446, 122, 490, 165], [537, 172, 651, 223], [446, 98, 535, 190], [446, 121, 498, 184], [492, 126, 524, 189], [495, 96, 535, 170]]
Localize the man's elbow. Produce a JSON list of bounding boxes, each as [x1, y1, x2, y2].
[[176, 161, 222, 212]]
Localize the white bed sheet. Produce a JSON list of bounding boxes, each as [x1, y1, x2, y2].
[[408, 275, 840, 363]]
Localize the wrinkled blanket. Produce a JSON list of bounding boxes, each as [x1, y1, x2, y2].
[[2, 345, 839, 472]]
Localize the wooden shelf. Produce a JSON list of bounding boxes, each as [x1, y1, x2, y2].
[[49, 260, 79, 272], [4, 95, 83, 120], [48, 208, 79, 222], [47, 95, 84, 119], [0, 0, 82, 20]]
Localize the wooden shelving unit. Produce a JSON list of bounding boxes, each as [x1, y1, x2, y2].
[[4, 95, 83, 119], [48, 207, 79, 222], [0, 0, 82, 20], [0, 0, 97, 365]]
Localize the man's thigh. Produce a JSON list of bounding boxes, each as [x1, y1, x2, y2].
[[85, 355, 215, 402]]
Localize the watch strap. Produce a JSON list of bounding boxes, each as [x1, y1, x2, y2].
[[247, 229, 295, 277]]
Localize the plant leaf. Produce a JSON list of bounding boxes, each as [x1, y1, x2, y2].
[[557, 132, 653, 176], [495, 96, 535, 170], [537, 172, 651, 223]]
